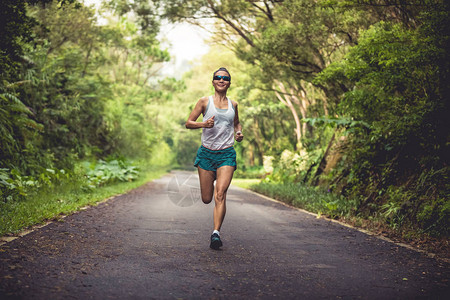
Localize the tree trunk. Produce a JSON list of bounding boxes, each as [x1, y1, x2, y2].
[[274, 80, 302, 149], [312, 132, 336, 185]]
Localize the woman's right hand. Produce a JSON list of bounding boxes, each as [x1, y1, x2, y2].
[[204, 115, 215, 128]]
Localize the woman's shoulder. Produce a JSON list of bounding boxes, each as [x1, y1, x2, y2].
[[230, 99, 238, 107], [196, 96, 209, 106]]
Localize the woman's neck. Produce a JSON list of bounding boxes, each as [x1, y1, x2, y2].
[[214, 91, 227, 102]]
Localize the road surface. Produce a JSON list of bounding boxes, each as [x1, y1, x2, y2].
[[0, 171, 448, 299]]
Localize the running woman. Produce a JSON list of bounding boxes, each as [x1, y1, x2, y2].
[[185, 67, 244, 250]]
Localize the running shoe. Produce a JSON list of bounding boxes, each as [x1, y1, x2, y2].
[[210, 233, 223, 250]]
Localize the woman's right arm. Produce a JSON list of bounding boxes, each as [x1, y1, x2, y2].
[[185, 97, 214, 129]]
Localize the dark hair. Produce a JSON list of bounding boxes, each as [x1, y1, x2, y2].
[[213, 67, 231, 79]]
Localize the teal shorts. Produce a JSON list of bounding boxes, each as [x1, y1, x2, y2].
[[194, 145, 237, 172]]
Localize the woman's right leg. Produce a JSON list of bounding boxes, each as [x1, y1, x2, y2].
[[197, 167, 215, 204]]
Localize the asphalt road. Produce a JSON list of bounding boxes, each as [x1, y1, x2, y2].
[[0, 171, 448, 299]]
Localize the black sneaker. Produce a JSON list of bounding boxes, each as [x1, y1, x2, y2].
[[210, 233, 223, 250]]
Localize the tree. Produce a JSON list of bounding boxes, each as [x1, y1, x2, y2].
[[157, 1, 378, 149], [315, 3, 449, 235]]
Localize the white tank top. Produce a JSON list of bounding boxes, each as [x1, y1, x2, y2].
[[201, 96, 235, 150]]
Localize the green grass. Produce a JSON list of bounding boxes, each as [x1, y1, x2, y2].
[[249, 181, 358, 219], [231, 178, 261, 189], [232, 179, 358, 219], [0, 165, 169, 236]]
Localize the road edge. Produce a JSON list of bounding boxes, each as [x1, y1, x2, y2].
[[0, 194, 122, 246], [231, 184, 449, 264]]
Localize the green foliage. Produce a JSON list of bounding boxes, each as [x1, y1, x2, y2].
[[103, 0, 162, 37], [0, 167, 69, 202], [175, 130, 201, 166], [82, 159, 140, 189], [261, 142, 329, 185], [314, 5, 450, 236], [0, 0, 47, 81], [377, 167, 449, 236], [380, 186, 408, 229], [0, 86, 44, 169], [0, 0, 174, 203], [303, 117, 370, 132], [0, 159, 139, 202]]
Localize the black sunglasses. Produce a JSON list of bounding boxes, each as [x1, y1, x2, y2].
[[213, 75, 231, 81]]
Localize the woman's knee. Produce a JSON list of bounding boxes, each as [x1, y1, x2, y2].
[[214, 189, 227, 203], [202, 196, 213, 204], [201, 190, 213, 204]]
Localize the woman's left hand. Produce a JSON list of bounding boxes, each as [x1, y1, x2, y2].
[[235, 131, 244, 142]]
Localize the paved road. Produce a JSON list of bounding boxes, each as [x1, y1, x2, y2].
[[0, 171, 448, 299]]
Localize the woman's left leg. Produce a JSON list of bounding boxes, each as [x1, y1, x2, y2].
[[213, 165, 235, 231]]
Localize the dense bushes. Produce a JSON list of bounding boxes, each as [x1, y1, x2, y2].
[[0, 159, 140, 203], [317, 9, 449, 236], [259, 5, 450, 237], [0, 1, 175, 203]]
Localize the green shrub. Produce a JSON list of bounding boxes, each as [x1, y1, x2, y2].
[[417, 198, 449, 236], [82, 159, 140, 189], [0, 168, 69, 202]]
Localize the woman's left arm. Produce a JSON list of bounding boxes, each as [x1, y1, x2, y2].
[[233, 101, 244, 142]]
